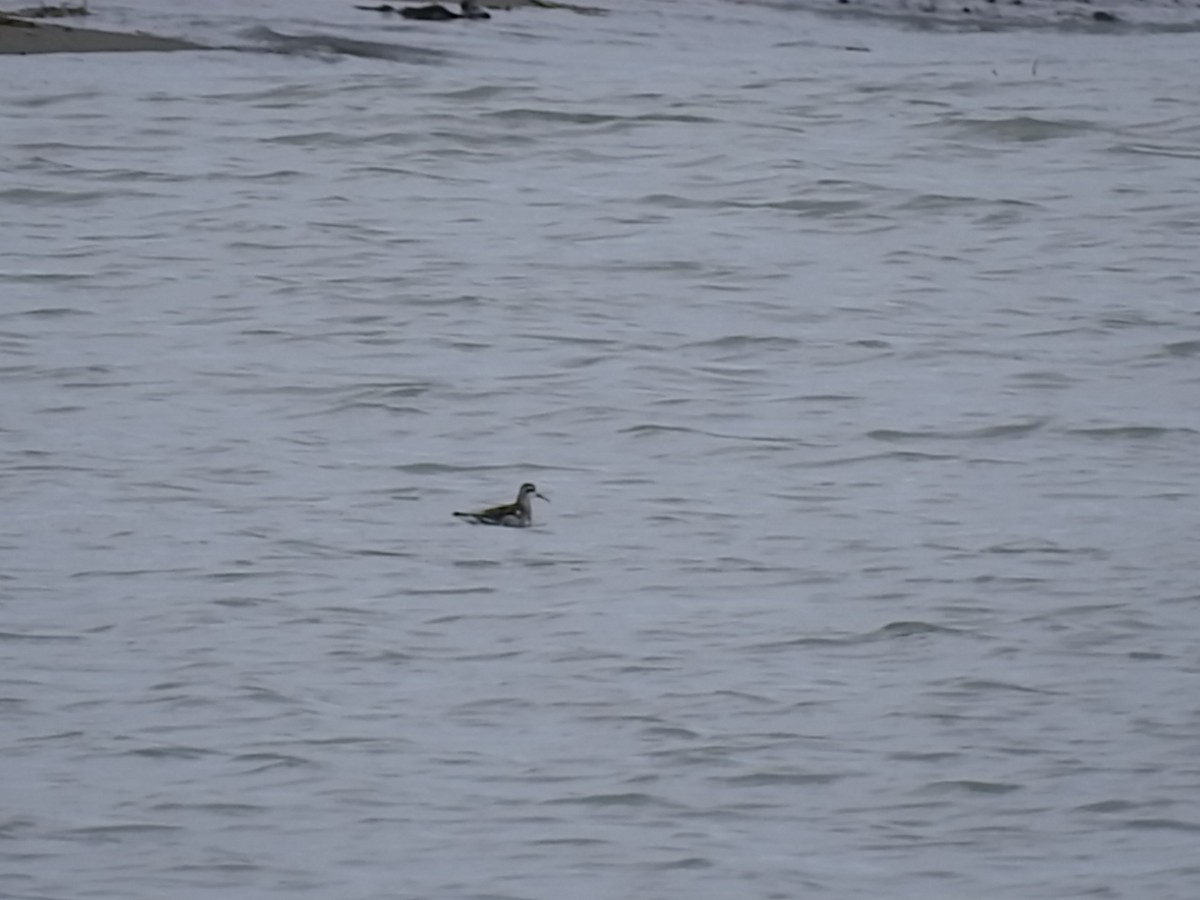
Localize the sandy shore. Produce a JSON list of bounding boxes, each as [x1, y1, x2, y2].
[[0, 12, 201, 53]]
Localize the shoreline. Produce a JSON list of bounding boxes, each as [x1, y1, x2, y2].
[[0, 12, 202, 54], [2, 0, 1197, 58]]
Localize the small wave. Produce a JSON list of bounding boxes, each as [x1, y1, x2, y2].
[[60, 823, 184, 841], [0, 187, 150, 205], [193, 569, 290, 582], [682, 334, 803, 351], [340, 378, 433, 399], [1066, 425, 1196, 439], [233, 752, 317, 773], [392, 586, 497, 596], [1010, 370, 1077, 389], [642, 726, 701, 740], [123, 745, 215, 760], [262, 130, 423, 147], [0, 631, 82, 642], [484, 108, 715, 126], [751, 621, 964, 650], [1, 303, 89, 316], [544, 792, 675, 807], [923, 780, 1021, 795], [756, 197, 866, 215], [896, 193, 1018, 211], [890, 750, 960, 763], [433, 84, 525, 101], [240, 27, 450, 63], [940, 679, 1051, 695], [321, 400, 428, 417], [634, 192, 865, 217], [10, 90, 104, 109], [1098, 310, 1175, 329], [652, 857, 715, 870], [717, 771, 845, 787], [392, 462, 506, 473], [635, 192, 723, 210], [942, 115, 1097, 142], [1076, 799, 1139, 813], [0, 817, 38, 837], [871, 621, 964, 638], [869, 419, 1046, 442], [1114, 142, 1200, 161], [1161, 339, 1200, 357], [982, 539, 1095, 555], [621, 423, 800, 443], [792, 450, 956, 468], [1122, 818, 1200, 833]]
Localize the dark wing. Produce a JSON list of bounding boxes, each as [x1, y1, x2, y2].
[[454, 501, 516, 524]]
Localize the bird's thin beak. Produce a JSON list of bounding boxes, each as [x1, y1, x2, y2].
[[537, 492, 549, 502]]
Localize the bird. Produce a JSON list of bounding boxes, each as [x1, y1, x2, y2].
[[453, 483, 548, 527], [356, 0, 490, 19], [456, 0, 491, 18]]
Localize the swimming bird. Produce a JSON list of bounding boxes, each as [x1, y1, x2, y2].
[[457, 0, 491, 18], [453, 483, 548, 527]]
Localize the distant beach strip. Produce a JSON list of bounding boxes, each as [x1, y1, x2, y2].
[[0, 1, 616, 55], [0, 11, 201, 53]]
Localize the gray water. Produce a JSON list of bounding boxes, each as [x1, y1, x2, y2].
[[3, 1, 1200, 898]]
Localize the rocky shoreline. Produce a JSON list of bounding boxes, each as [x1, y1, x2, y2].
[[799, 0, 1200, 28]]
